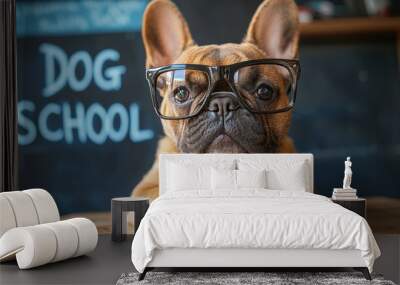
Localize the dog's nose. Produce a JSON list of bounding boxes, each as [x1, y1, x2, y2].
[[207, 92, 240, 117]]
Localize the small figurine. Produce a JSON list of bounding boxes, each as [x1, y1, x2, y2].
[[342, 157, 353, 189]]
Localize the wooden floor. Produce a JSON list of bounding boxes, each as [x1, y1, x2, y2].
[[62, 197, 400, 235]]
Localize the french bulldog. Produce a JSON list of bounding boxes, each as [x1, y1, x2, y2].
[[133, 0, 299, 199]]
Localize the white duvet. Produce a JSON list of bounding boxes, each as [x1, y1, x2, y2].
[[131, 190, 380, 273]]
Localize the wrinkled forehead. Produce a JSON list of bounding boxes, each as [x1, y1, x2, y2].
[[175, 43, 266, 66], [174, 43, 289, 84]]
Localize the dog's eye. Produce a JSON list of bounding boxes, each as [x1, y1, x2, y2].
[[255, 83, 275, 101], [173, 86, 190, 104]]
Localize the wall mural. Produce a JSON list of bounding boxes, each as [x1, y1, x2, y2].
[[17, 0, 400, 214]]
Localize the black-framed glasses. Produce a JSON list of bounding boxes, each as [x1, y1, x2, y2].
[[146, 58, 300, 120]]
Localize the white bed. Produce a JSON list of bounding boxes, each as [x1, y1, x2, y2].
[[131, 154, 380, 280]]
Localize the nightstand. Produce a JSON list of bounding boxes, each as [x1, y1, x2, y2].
[[111, 197, 150, 242], [331, 198, 366, 218]]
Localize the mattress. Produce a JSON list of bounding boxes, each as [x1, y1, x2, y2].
[[131, 190, 380, 273]]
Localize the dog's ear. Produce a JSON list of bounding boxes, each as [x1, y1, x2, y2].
[[244, 0, 299, 59], [142, 0, 194, 67]]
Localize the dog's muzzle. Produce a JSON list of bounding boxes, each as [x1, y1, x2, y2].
[[178, 91, 268, 153], [207, 92, 240, 119]]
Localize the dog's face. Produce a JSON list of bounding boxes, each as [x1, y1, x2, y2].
[[142, 0, 299, 153]]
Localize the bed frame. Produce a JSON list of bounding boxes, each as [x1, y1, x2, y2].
[[139, 154, 371, 281]]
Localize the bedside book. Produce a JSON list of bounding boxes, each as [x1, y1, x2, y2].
[[332, 188, 358, 199], [332, 195, 358, 200], [333, 188, 357, 193]]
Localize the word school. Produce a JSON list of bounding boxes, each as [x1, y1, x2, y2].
[[18, 102, 154, 145]]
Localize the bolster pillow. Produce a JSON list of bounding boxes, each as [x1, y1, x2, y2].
[[0, 189, 60, 237], [0, 218, 98, 269]]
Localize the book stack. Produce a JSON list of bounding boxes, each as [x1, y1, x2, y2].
[[332, 188, 358, 200]]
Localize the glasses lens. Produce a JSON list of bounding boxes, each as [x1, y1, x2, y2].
[[154, 69, 209, 118], [233, 63, 296, 113]]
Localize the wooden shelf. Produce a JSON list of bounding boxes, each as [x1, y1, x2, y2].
[[300, 17, 400, 38]]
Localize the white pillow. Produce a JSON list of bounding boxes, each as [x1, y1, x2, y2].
[[211, 168, 236, 190], [236, 169, 267, 189], [167, 162, 210, 191], [266, 164, 307, 191], [238, 159, 309, 192], [166, 159, 235, 192], [211, 169, 267, 190]]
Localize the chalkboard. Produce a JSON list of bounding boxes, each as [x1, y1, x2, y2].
[[17, 0, 162, 213]]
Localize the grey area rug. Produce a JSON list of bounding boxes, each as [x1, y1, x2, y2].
[[117, 272, 396, 285]]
